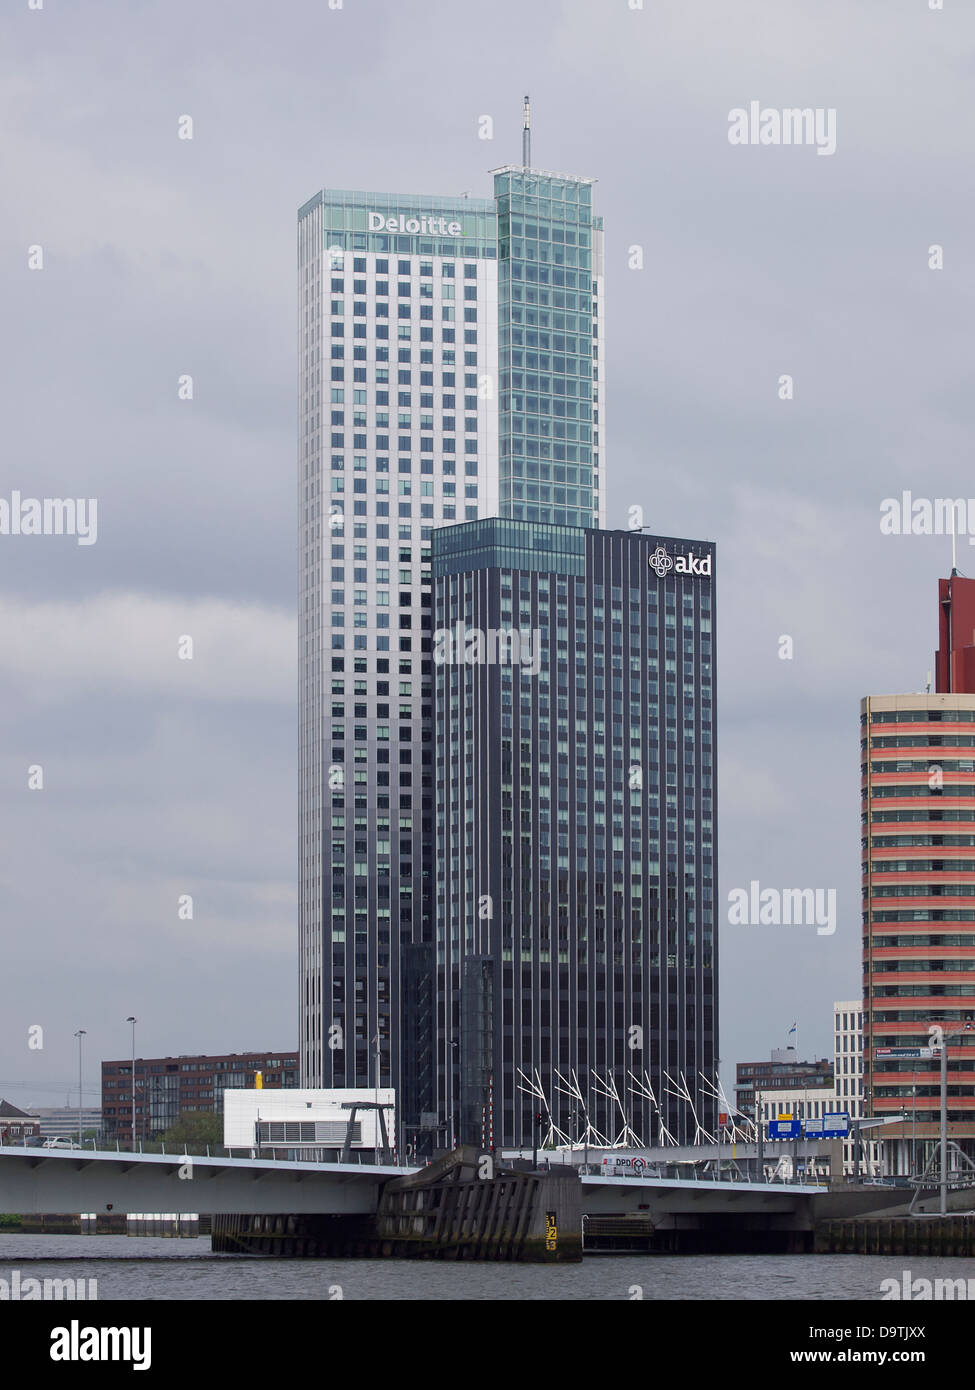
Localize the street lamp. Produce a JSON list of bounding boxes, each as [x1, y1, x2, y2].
[[911, 1082, 917, 1180], [932, 1019, 975, 1214], [74, 1030, 86, 1148], [713, 1056, 722, 1182], [126, 1017, 137, 1150], [371, 1030, 388, 1164], [448, 1038, 459, 1150]]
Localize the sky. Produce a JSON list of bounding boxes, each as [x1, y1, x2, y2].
[[2, 0, 973, 1113]]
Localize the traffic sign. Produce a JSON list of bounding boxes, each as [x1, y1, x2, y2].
[[803, 1114, 849, 1138], [769, 1120, 801, 1140]]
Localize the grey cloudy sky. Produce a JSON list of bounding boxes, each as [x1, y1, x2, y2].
[[2, 0, 973, 1111]]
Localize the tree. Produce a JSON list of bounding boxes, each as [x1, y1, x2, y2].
[[161, 1111, 223, 1148]]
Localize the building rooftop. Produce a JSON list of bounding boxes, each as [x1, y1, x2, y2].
[[0, 1099, 35, 1119]]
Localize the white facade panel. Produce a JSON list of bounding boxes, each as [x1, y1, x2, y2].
[[223, 1087, 395, 1150]]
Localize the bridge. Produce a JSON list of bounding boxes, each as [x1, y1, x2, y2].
[[0, 1145, 402, 1216], [0, 1143, 903, 1219], [0, 1144, 936, 1258]]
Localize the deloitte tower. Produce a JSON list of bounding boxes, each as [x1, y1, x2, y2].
[[298, 122, 715, 1152]]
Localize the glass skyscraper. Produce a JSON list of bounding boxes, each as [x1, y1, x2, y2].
[[493, 167, 605, 527], [297, 165, 606, 1147], [432, 521, 717, 1149]]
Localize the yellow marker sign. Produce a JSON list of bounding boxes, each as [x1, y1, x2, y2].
[[255, 1071, 263, 1090]]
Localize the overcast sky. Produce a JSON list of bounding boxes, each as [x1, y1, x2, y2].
[[2, 0, 973, 1113]]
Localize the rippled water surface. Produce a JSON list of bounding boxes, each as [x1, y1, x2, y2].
[[2, 1236, 974, 1300]]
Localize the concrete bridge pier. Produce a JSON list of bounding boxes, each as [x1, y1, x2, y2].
[[212, 1148, 582, 1262]]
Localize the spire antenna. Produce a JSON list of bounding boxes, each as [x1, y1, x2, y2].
[[522, 94, 531, 169]]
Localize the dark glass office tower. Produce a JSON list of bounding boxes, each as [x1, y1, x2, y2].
[[433, 519, 717, 1148]]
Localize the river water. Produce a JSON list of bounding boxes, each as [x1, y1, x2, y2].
[[2, 1236, 973, 1300]]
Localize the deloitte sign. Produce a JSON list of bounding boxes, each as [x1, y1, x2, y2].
[[368, 212, 463, 236]]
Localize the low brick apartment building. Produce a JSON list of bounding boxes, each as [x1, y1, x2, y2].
[[101, 1051, 299, 1144]]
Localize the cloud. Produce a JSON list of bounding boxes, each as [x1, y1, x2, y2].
[[2, 0, 972, 1101], [0, 592, 293, 705]]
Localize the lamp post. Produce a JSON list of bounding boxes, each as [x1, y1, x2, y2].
[[713, 1057, 722, 1181], [371, 1030, 382, 1164], [911, 1082, 917, 1180], [448, 1038, 459, 1150], [940, 1038, 947, 1214], [126, 1017, 137, 1150], [930, 1020, 974, 1216], [74, 1030, 86, 1148], [755, 1088, 764, 1183]]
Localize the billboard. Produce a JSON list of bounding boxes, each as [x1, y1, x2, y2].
[[875, 1047, 938, 1059]]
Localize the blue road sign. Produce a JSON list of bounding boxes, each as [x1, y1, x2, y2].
[[769, 1120, 801, 1140]]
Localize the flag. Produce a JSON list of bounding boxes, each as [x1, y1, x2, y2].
[[788, 1022, 797, 1035]]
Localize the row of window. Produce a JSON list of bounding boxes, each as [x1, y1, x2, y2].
[[868, 735, 975, 749], [321, 503, 479, 525], [326, 345, 478, 367], [332, 304, 480, 325], [331, 280, 478, 300], [870, 785, 975, 798], [329, 257, 480, 279], [872, 983, 975, 995], [869, 835, 975, 847], [870, 884, 975, 897], [330, 323, 480, 346], [870, 912, 975, 923], [871, 860, 975, 872], [871, 759, 975, 773], [864, 710, 975, 723], [869, 959, 975, 971], [330, 480, 477, 497]]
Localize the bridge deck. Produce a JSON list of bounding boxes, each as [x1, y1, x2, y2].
[[0, 1145, 833, 1219]]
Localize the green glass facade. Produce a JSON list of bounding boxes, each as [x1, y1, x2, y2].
[[432, 516, 586, 579], [494, 170, 602, 529]]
